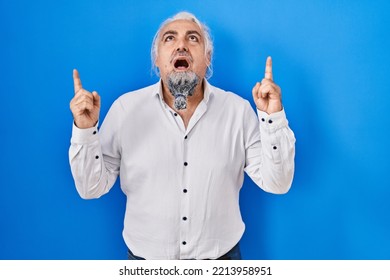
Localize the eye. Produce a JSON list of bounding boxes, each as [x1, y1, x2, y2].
[[164, 35, 175, 42], [189, 35, 199, 42]]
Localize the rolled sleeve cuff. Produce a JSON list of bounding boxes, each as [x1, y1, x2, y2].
[[71, 122, 99, 144]]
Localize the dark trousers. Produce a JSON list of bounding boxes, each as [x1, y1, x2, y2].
[[128, 243, 242, 260]]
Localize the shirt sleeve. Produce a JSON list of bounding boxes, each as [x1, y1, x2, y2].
[[68, 100, 122, 199], [244, 103, 296, 194]]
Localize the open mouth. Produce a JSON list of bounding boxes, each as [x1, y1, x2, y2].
[[173, 58, 190, 70]]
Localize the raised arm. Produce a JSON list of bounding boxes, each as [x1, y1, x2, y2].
[[69, 70, 119, 199]]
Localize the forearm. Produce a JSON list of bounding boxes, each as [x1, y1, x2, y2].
[[69, 123, 118, 199], [246, 109, 296, 194]]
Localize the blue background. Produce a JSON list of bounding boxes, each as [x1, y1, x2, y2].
[[1, 0, 389, 259]]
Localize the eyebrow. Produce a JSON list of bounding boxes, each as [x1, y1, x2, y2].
[[186, 30, 202, 37], [161, 30, 202, 38], [161, 30, 178, 38]]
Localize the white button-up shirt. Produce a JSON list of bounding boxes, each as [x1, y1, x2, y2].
[[69, 80, 295, 259]]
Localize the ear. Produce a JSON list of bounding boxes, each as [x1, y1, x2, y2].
[[206, 51, 212, 66], [153, 56, 162, 77], [154, 55, 160, 68]]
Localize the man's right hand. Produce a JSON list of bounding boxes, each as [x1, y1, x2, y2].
[[70, 69, 101, 129]]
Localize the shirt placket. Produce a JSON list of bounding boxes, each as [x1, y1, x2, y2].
[[166, 101, 208, 259], [179, 102, 208, 259], [166, 108, 190, 258], [179, 131, 191, 258]]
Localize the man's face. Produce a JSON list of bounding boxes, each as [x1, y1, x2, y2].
[[155, 19, 210, 82]]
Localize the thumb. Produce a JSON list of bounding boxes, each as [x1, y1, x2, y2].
[[92, 91, 101, 108], [252, 82, 261, 101]]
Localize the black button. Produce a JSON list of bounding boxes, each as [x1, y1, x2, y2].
[[95, 155, 99, 159], [182, 241, 187, 245], [174, 113, 178, 116], [273, 146, 277, 150], [268, 119, 273, 124], [261, 118, 265, 122], [184, 162, 188, 166], [93, 131, 97, 135], [182, 217, 187, 221], [184, 135, 188, 139], [183, 189, 188, 193]]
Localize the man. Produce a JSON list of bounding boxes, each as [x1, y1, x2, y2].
[[69, 11, 295, 260]]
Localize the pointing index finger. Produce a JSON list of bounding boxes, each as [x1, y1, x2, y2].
[[73, 69, 83, 94], [264, 56, 273, 81]]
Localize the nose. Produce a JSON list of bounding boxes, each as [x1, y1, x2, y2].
[[176, 46, 188, 52], [176, 37, 188, 52]]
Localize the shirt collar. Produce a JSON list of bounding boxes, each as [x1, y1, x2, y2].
[[202, 79, 213, 104]]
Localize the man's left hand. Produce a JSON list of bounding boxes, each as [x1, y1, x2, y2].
[[252, 56, 283, 114]]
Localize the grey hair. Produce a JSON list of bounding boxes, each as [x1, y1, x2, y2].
[[151, 11, 214, 79]]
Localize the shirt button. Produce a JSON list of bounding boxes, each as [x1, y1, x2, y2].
[[184, 135, 188, 139], [268, 119, 273, 124], [183, 189, 188, 193], [261, 118, 265, 122], [273, 146, 277, 150], [184, 162, 188, 166], [174, 113, 178, 116], [182, 217, 187, 221], [182, 241, 187, 245], [93, 131, 97, 135], [95, 155, 99, 159]]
